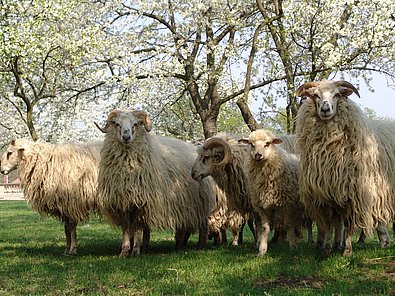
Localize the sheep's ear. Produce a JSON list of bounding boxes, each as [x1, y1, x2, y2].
[[17, 147, 26, 160], [238, 138, 249, 145], [271, 138, 283, 145], [133, 110, 152, 132]]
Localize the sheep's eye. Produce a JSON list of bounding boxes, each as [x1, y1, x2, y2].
[[109, 121, 120, 127], [202, 155, 209, 164], [264, 142, 270, 148], [7, 152, 12, 159]]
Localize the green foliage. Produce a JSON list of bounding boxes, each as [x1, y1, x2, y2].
[[1, 201, 394, 295]]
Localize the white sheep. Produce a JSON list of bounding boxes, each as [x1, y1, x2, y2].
[[295, 79, 395, 257], [239, 129, 308, 256], [95, 109, 215, 257], [191, 135, 256, 244], [0, 139, 102, 255]]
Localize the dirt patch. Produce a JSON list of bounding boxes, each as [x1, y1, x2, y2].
[[255, 275, 324, 290]]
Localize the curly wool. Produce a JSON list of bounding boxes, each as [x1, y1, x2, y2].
[[17, 141, 101, 223], [97, 128, 214, 233], [206, 134, 253, 216], [295, 98, 395, 235], [245, 132, 300, 211]]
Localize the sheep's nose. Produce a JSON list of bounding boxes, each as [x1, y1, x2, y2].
[[321, 101, 330, 113], [122, 134, 131, 142], [254, 153, 263, 160]]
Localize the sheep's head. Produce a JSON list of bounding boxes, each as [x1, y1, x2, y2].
[[295, 80, 360, 120], [239, 129, 282, 162], [95, 109, 152, 145], [0, 139, 29, 175], [191, 137, 232, 181]]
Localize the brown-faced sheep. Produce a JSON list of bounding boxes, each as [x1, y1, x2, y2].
[[96, 109, 215, 257], [295, 80, 395, 257], [239, 129, 308, 256], [0, 139, 102, 255], [191, 135, 256, 243]]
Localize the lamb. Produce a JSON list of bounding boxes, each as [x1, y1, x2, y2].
[[191, 135, 256, 243], [295, 79, 395, 257], [95, 109, 215, 257], [239, 129, 308, 256], [0, 139, 102, 255]]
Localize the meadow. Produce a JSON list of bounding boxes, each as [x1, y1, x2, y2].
[[0, 201, 394, 295]]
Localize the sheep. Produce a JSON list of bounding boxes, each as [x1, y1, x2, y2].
[[191, 134, 256, 243], [207, 184, 246, 246], [0, 138, 102, 255], [239, 129, 308, 256], [295, 79, 395, 257], [95, 109, 215, 257]]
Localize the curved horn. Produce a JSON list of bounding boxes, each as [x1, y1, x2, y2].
[[94, 110, 121, 133], [335, 80, 360, 98], [295, 81, 320, 97], [203, 137, 233, 166], [133, 110, 152, 132]]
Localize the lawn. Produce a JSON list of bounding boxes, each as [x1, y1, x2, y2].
[[0, 201, 394, 295]]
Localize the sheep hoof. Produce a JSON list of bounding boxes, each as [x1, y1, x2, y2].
[[119, 250, 131, 258], [342, 249, 353, 257]]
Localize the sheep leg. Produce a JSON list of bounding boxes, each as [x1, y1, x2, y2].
[[141, 225, 151, 252], [131, 226, 143, 256], [237, 222, 245, 245], [284, 213, 297, 251], [357, 229, 367, 245], [247, 218, 256, 243], [119, 223, 131, 257], [175, 229, 186, 250], [333, 216, 344, 251], [257, 213, 270, 256], [342, 221, 354, 257], [376, 222, 390, 248], [64, 218, 77, 255], [317, 219, 332, 259], [231, 228, 239, 246], [197, 222, 208, 249], [212, 231, 221, 246], [221, 228, 227, 244], [306, 218, 314, 245], [68, 221, 78, 255], [64, 219, 71, 255]]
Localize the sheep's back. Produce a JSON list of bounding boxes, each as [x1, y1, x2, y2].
[[19, 142, 101, 222]]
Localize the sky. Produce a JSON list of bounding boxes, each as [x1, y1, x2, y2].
[[353, 74, 395, 119]]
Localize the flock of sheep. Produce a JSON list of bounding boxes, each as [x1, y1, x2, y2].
[[1, 80, 394, 258]]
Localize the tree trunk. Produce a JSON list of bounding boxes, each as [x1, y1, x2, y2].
[[236, 98, 260, 132]]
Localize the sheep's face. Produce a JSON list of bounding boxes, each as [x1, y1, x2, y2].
[[100, 110, 152, 145], [191, 147, 223, 180], [309, 85, 343, 120], [0, 139, 26, 175], [239, 130, 282, 162], [295, 80, 360, 121]]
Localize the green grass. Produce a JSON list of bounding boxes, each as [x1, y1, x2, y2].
[[0, 201, 394, 296]]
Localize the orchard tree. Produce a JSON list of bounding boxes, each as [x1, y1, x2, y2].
[[252, 0, 395, 133], [0, 0, 120, 142]]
